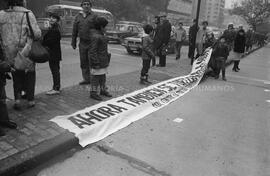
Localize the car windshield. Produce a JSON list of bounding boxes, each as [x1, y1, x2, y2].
[[115, 24, 129, 31]]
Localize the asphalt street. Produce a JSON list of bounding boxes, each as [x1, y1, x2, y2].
[[19, 44, 270, 176]]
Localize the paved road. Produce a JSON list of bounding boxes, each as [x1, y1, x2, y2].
[[5, 41, 189, 99], [20, 45, 270, 176]]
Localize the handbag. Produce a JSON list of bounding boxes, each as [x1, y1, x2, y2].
[[26, 12, 50, 63], [14, 51, 33, 71]]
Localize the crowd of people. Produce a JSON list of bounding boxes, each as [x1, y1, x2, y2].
[[0, 0, 268, 136]]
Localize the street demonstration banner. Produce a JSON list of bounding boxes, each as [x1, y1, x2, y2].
[[51, 48, 213, 147]]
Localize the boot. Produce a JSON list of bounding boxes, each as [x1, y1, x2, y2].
[[232, 61, 238, 72], [100, 91, 113, 97], [145, 75, 152, 84], [140, 76, 147, 85], [90, 93, 103, 101], [236, 61, 240, 71]]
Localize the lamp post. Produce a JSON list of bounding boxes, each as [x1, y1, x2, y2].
[[191, 0, 202, 65]]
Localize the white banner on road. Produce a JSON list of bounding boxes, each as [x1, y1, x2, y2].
[[51, 48, 212, 147]]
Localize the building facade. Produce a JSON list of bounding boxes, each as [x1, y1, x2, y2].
[[192, 0, 225, 27], [166, 0, 194, 25]]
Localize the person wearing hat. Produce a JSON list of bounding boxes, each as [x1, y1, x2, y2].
[[223, 23, 236, 51], [42, 13, 62, 95], [71, 0, 97, 85]]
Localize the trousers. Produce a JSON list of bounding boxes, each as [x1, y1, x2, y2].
[[79, 41, 91, 82], [12, 70, 36, 101]]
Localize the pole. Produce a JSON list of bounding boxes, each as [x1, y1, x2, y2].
[[191, 0, 202, 65]]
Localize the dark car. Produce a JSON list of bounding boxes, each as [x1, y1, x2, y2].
[[106, 23, 143, 43]]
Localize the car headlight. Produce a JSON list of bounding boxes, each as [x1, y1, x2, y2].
[[123, 39, 128, 44]]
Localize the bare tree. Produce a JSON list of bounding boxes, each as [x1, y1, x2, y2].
[[231, 0, 270, 30]]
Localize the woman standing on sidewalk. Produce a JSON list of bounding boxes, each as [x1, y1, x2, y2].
[[0, 0, 41, 110], [232, 29, 246, 72], [43, 13, 62, 95]]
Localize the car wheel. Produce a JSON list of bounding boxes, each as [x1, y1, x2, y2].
[[127, 48, 133, 54]]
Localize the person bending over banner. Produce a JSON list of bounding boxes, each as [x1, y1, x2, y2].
[[89, 16, 112, 101]]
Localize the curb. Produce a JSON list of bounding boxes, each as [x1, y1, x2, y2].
[[0, 132, 79, 176]]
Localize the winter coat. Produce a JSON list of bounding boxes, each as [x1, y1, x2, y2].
[[153, 20, 172, 50], [42, 24, 62, 61], [89, 30, 110, 69], [223, 29, 236, 46], [212, 43, 229, 60], [71, 11, 97, 45], [234, 30, 246, 53], [196, 27, 208, 44], [189, 24, 198, 44], [141, 34, 155, 60], [0, 6, 41, 62]]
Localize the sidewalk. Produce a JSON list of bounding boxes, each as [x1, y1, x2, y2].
[[0, 55, 192, 176], [0, 43, 264, 176]]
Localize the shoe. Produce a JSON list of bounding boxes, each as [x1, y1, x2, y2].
[[90, 94, 103, 101], [215, 75, 219, 79], [156, 64, 161, 67], [0, 121, 17, 129], [13, 100, 22, 111], [46, 89, 60, 95], [0, 128, 5, 136], [232, 68, 238, 72], [100, 91, 113, 97], [27, 101, 35, 108], [222, 77, 227, 81], [21, 93, 27, 100], [236, 68, 240, 71], [79, 81, 90, 85]]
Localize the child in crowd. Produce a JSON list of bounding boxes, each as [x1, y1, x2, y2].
[[42, 13, 62, 95], [212, 36, 229, 81], [89, 16, 112, 101], [140, 24, 155, 85]]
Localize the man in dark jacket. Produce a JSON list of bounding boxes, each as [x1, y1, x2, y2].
[[188, 19, 198, 60], [154, 15, 171, 67], [0, 33, 17, 136], [71, 0, 97, 85]]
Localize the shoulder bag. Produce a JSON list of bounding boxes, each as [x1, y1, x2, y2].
[[26, 12, 50, 63]]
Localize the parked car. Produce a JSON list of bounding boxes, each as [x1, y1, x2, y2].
[[122, 33, 176, 55], [122, 33, 143, 54], [106, 23, 143, 43]]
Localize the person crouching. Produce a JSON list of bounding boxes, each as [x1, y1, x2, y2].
[[140, 24, 155, 85], [212, 36, 229, 81], [89, 17, 112, 101]]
